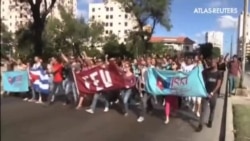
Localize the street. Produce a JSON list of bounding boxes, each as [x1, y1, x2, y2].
[[1, 96, 223, 141]]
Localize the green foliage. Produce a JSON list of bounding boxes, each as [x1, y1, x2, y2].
[[1, 20, 13, 55], [103, 36, 133, 58], [114, 0, 172, 54], [14, 0, 58, 56], [148, 43, 176, 56], [15, 22, 34, 59], [212, 47, 221, 58], [84, 47, 102, 58]]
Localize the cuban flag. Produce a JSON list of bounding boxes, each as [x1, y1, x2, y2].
[[29, 68, 50, 94]]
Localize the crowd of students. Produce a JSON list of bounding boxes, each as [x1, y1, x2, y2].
[[1, 51, 242, 132]]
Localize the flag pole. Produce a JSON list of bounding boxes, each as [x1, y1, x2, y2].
[[72, 69, 80, 96]]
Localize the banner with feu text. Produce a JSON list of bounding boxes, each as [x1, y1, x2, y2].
[[145, 65, 208, 97], [74, 63, 125, 95], [2, 71, 29, 92]]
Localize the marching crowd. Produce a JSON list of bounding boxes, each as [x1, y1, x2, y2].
[[1, 51, 242, 132]]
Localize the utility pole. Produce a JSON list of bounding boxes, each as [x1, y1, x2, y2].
[[230, 35, 233, 57], [242, 0, 249, 75]]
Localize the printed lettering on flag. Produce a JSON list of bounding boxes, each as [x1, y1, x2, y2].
[[2, 71, 29, 92], [145, 65, 208, 97], [74, 63, 125, 95]]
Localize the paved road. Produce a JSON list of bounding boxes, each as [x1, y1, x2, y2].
[[1, 96, 224, 141]]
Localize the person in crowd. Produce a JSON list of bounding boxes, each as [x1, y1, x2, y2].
[[196, 57, 222, 132], [48, 57, 64, 105], [217, 53, 229, 97], [180, 58, 198, 115], [60, 53, 80, 105], [26, 56, 43, 102], [136, 59, 154, 123], [32, 56, 42, 69], [75, 52, 95, 109], [228, 55, 241, 96], [164, 61, 179, 124], [15, 59, 27, 71], [85, 59, 110, 114], [120, 61, 136, 116]]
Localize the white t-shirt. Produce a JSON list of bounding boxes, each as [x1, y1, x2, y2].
[[32, 62, 41, 69], [140, 67, 147, 84], [181, 64, 196, 73]]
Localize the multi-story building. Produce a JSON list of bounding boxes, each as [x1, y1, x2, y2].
[[205, 31, 224, 55], [237, 12, 250, 57], [1, 0, 32, 33], [0, 0, 77, 33], [89, 0, 137, 44]]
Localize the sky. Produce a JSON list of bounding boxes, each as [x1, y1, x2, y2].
[[77, 0, 250, 55]]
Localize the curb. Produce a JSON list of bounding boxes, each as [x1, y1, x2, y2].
[[225, 98, 234, 141]]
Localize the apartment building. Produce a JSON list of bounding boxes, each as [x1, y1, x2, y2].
[[89, 0, 137, 44], [237, 12, 250, 57], [205, 31, 224, 55], [0, 0, 77, 33], [1, 0, 32, 33]]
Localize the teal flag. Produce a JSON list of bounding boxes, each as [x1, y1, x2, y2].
[[2, 71, 29, 92], [145, 65, 208, 97]]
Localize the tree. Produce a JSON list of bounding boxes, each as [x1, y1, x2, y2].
[[115, 0, 172, 54], [1, 19, 13, 56], [212, 47, 221, 58], [103, 34, 132, 58], [15, 23, 34, 59], [147, 43, 176, 56], [14, 0, 58, 56], [88, 21, 105, 47]]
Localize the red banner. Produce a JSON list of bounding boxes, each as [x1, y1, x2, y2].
[[74, 63, 125, 95]]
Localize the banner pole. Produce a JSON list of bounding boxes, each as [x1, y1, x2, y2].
[[72, 69, 80, 96]]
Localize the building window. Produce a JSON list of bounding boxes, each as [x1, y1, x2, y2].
[[106, 15, 109, 19], [98, 8, 101, 10], [92, 8, 95, 12], [118, 22, 121, 25], [105, 30, 109, 34], [119, 15, 121, 17], [98, 15, 100, 18], [20, 14, 23, 18], [106, 7, 109, 11], [118, 30, 121, 33], [110, 23, 113, 26], [109, 30, 113, 34], [92, 16, 95, 19], [124, 30, 127, 34], [110, 15, 113, 19], [10, 16, 12, 18], [125, 14, 128, 19], [124, 22, 127, 26], [10, 23, 12, 26], [110, 7, 113, 11], [105, 22, 108, 26]]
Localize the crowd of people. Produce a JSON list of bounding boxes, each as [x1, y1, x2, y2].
[[1, 51, 242, 132]]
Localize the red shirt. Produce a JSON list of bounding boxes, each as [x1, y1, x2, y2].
[[53, 63, 63, 83]]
